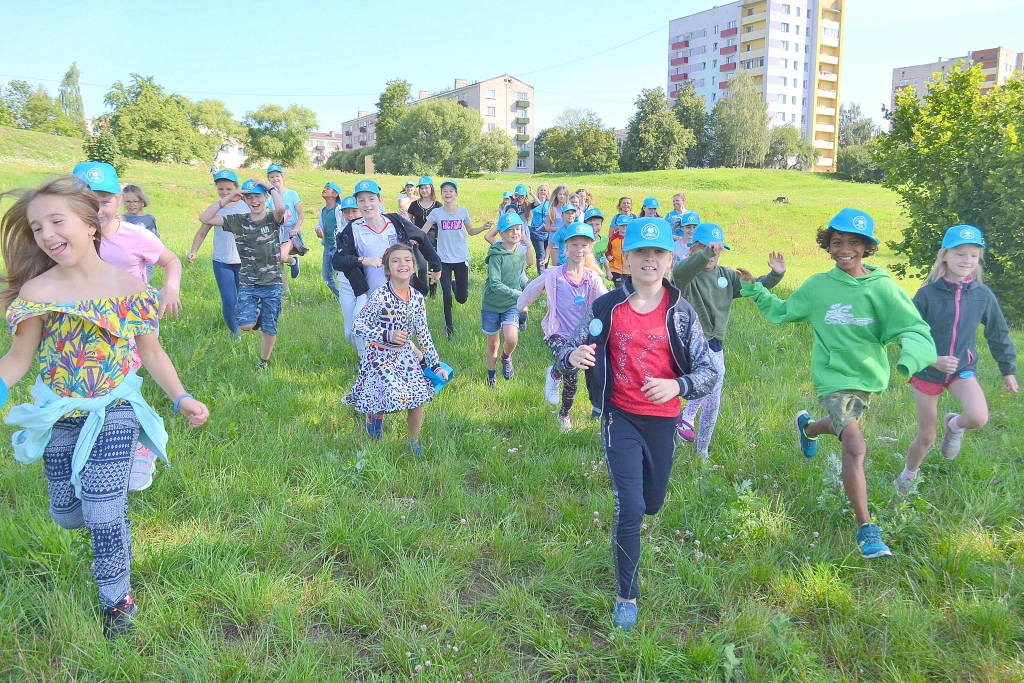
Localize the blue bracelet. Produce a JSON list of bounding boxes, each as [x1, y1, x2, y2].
[[173, 393, 193, 413]]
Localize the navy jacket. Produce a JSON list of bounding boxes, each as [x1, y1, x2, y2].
[[333, 213, 441, 296]]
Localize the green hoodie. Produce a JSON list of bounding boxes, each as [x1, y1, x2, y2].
[[482, 241, 526, 313], [741, 265, 936, 397]]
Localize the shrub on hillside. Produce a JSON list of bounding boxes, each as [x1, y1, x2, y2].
[[83, 128, 128, 176], [835, 144, 883, 183]]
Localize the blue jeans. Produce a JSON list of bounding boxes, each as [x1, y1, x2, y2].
[[530, 233, 548, 272], [212, 260, 240, 334], [481, 307, 519, 335], [322, 244, 340, 297]]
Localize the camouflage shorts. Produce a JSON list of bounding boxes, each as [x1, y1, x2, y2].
[[819, 390, 871, 438]]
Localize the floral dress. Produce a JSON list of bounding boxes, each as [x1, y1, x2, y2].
[[344, 283, 441, 414]]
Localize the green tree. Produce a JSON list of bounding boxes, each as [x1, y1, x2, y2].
[[474, 129, 517, 173], [839, 102, 878, 147], [83, 125, 128, 176], [103, 74, 215, 162], [710, 70, 770, 168], [242, 103, 318, 169], [544, 107, 618, 173], [619, 88, 694, 172], [835, 143, 883, 182], [672, 83, 713, 167], [373, 78, 412, 148], [874, 62, 1024, 322], [3, 80, 81, 137], [763, 123, 815, 170], [58, 63, 85, 130], [191, 99, 246, 143], [0, 93, 15, 127], [532, 128, 553, 173], [375, 98, 484, 176]]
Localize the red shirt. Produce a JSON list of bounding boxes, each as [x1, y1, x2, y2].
[[608, 291, 681, 417]]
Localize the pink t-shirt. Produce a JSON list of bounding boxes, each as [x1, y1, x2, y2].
[[99, 220, 165, 282]]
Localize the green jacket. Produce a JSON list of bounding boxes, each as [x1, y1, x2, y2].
[[672, 247, 784, 342], [741, 265, 936, 397], [482, 241, 526, 313]]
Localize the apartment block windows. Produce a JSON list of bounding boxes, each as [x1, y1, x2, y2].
[[806, 27, 810, 36], [822, 27, 839, 39], [794, 43, 800, 52], [741, 57, 764, 69], [801, 114, 806, 123], [727, 20, 736, 28], [516, 159, 527, 169], [782, 23, 790, 33], [746, 44, 752, 51], [517, 126, 527, 134], [713, 24, 718, 33], [713, 42, 718, 51], [796, 25, 800, 34], [794, 61, 799, 70], [781, 76, 788, 86], [782, 41, 790, 50], [805, 44, 809, 53], [487, 123, 495, 131], [782, 4, 791, 13], [712, 76, 717, 85], [780, 94, 787, 104], [781, 58, 789, 68], [517, 108, 527, 118], [486, 106, 496, 116], [517, 91, 527, 99], [486, 89, 496, 99], [712, 59, 718, 67], [791, 113, 796, 123], [237, 147, 244, 155], [220, 144, 229, 152], [913, 78, 919, 86], [899, 79, 909, 86]]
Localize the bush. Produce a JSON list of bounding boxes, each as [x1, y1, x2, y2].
[[324, 148, 369, 174], [82, 128, 129, 176], [835, 144, 883, 183]]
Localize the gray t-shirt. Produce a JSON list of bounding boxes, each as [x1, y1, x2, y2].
[[212, 201, 249, 264], [427, 205, 472, 264]]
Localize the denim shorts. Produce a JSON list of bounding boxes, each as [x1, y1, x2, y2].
[[481, 307, 520, 335], [237, 284, 283, 335]]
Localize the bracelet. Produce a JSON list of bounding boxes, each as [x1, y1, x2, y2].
[[173, 393, 193, 413]]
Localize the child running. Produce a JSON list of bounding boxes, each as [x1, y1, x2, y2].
[[896, 225, 1017, 493], [546, 204, 580, 268], [120, 184, 159, 281], [527, 184, 551, 272], [0, 177, 209, 640], [639, 197, 661, 218], [314, 181, 343, 298], [344, 243, 447, 454], [665, 192, 687, 232], [558, 217, 719, 630], [199, 179, 287, 370], [671, 210, 700, 263], [482, 212, 528, 387], [265, 164, 304, 288], [672, 223, 786, 458], [739, 208, 936, 559], [518, 222, 608, 431], [331, 195, 364, 351], [605, 214, 632, 287]]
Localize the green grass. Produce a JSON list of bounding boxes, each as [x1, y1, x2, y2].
[[1, 128, 1022, 681]]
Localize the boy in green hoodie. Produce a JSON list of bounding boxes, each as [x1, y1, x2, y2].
[[482, 212, 528, 387], [739, 208, 936, 559]]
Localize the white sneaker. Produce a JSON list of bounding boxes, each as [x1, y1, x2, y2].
[[558, 414, 572, 432], [544, 366, 562, 405], [939, 412, 964, 460], [128, 444, 157, 492]]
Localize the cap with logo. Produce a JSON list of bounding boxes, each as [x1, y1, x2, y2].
[[623, 217, 674, 252], [440, 179, 458, 192], [354, 179, 382, 196], [564, 223, 596, 241], [497, 212, 524, 232], [689, 223, 731, 250], [405, 180, 415, 187], [560, 204, 578, 215], [680, 210, 700, 226], [941, 224, 985, 249], [340, 195, 358, 210], [583, 208, 604, 222], [829, 208, 877, 244], [213, 169, 238, 184], [514, 184, 528, 197], [503, 191, 513, 199], [240, 179, 269, 195], [72, 161, 121, 194], [611, 214, 633, 227], [418, 176, 434, 187], [642, 196, 659, 210], [324, 182, 342, 197], [266, 164, 284, 175]]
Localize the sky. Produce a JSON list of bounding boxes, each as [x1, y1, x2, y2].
[[2, 0, 1022, 133]]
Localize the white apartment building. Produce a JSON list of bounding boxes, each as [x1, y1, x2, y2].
[[667, 0, 845, 171], [891, 46, 1022, 111]]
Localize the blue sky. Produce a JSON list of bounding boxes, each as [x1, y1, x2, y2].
[[2, 0, 1021, 133]]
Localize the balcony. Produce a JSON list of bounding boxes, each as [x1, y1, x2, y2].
[[671, 56, 688, 65], [671, 40, 689, 50], [314, 144, 325, 151], [818, 71, 838, 82], [669, 89, 681, 98], [741, 28, 765, 42], [720, 62, 737, 72], [820, 36, 839, 48], [815, 123, 836, 133], [816, 106, 837, 116], [671, 73, 689, 82], [516, 99, 530, 108], [359, 140, 366, 146], [719, 80, 730, 89], [515, 134, 530, 142], [721, 27, 738, 37], [819, 53, 839, 65], [742, 11, 766, 25], [517, 150, 530, 158], [817, 89, 837, 99], [816, 157, 834, 168], [721, 45, 737, 55], [814, 139, 835, 150], [359, 126, 367, 132]]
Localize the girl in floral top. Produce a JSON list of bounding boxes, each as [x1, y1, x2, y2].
[[0, 177, 209, 641]]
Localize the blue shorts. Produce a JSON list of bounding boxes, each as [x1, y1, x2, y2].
[[237, 284, 283, 336], [481, 307, 519, 335]]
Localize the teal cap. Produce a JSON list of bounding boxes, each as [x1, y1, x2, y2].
[[240, 179, 269, 195], [503, 191, 513, 199], [354, 179, 381, 196], [418, 176, 434, 186], [340, 195, 357, 209], [583, 208, 604, 222], [564, 223, 596, 241], [642, 196, 659, 209], [514, 184, 528, 196], [622, 217, 674, 252], [680, 210, 700, 225], [324, 182, 342, 197], [689, 223, 730, 250], [497, 212, 524, 232], [560, 204, 578, 215], [829, 208, 877, 244], [440, 179, 458, 192], [941, 225, 985, 249], [213, 169, 238, 183], [267, 164, 284, 175], [73, 161, 120, 194]]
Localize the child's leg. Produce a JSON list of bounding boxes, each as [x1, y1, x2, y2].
[[485, 333, 501, 371], [839, 421, 870, 526], [440, 263, 455, 331], [501, 324, 519, 357], [261, 333, 277, 362], [947, 376, 989, 430], [321, 246, 340, 297], [212, 261, 240, 334], [560, 369, 579, 418], [280, 242, 292, 290], [694, 350, 725, 454], [906, 389, 940, 474], [680, 395, 701, 427], [257, 287, 282, 361], [44, 418, 87, 531], [407, 405, 425, 440], [453, 262, 470, 305]]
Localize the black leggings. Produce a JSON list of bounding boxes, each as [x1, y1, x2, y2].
[[602, 404, 677, 600], [440, 261, 470, 331], [547, 335, 579, 418]]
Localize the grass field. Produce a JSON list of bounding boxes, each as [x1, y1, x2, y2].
[[1, 129, 1022, 682]]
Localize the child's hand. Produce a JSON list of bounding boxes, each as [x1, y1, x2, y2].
[[436, 368, 450, 381], [569, 344, 597, 369], [362, 256, 383, 268], [735, 268, 756, 283], [315, 227, 324, 239], [1004, 375, 1018, 393], [932, 355, 959, 373], [518, 306, 529, 316], [186, 251, 198, 264], [225, 190, 243, 203], [768, 251, 786, 274], [392, 330, 409, 345], [642, 378, 681, 404], [178, 397, 210, 427], [159, 285, 182, 318], [708, 242, 725, 255], [428, 270, 441, 284], [482, 220, 495, 230], [289, 227, 299, 238]]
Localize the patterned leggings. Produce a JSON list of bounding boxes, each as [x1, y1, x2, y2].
[[680, 348, 725, 454], [43, 402, 140, 609], [547, 335, 579, 418]]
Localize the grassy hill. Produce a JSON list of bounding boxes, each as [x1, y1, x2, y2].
[[0, 128, 1021, 682]]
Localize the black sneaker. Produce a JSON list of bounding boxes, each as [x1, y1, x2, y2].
[[486, 370, 498, 388], [501, 354, 514, 380], [252, 306, 263, 331], [256, 358, 269, 371], [445, 325, 454, 339], [103, 595, 136, 641], [290, 256, 300, 279]]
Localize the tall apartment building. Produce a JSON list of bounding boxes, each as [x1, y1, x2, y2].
[[338, 74, 535, 173], [667, 0, 845, 172], [891, 47, 1022, 110], [304, 130, 346, 167]]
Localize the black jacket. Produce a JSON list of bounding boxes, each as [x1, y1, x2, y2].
[[554, 277, 720, 417], [912, 277, 1016, 384], [333, 213, 442, 296]]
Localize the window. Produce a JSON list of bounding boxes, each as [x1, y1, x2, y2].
[[713, 42, 718, 50], [782, 23, 790, 32], [746, 44, 751, 52], [781, 76, 788, 86], [702, 62, 707, 70], [487, 123, 495, 131], [486, 106, 496, 116], [782, 4, 791, 13], [517, 91, 527, 99], [913, 78, 919, 86], [796, 25, 800, 34], [805, 44, 809, 53], [727, 20, 736, 28], [486, 89, 496, 99], [712, 93, 717, 101], [713, 24, 718, 33], [801, 114, 806, 123], [778, 112, 786, 121], [899, 79, 909, 86], [802, 96, 806, 104], [927, 76, 934, 83], [517, 126, 527, 134], [741, 57, 764, 69], [676, 50, 683, 58], [780, 94, 787, 104], [806, 27, 810, 36], [219, 144, 228, 152], [806, 8, 811, 16], [791, 113, 796, 123], [794, 43, 799, 52], [747, 8, 753, 15], [712, 59, 718, 67], [804, 62, 808, 71], [794, 79, 798, 88], [712, 76, 717, 85], [794, 61, 799, 70], [237, 147, 245, 155], [1005, 63, 1011, 72], [516, 158, 527, 169], [726, 38, 736, 46], [781, 58, 789, 68], [782, 41, 790, 50], [803, 79, 808, 88], [517, 108, 527, 117], [822, 27, 839, 39]]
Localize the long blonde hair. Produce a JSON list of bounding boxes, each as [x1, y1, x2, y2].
[[0, 176, 101, 310], [547, 184, 568, 224], [924, 247, 984, 284]]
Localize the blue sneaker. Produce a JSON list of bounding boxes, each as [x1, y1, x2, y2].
[[795, 411, 819, 458], [612, 601, 638, 630], [365, 413, 383, 440], [290, 256, 300, 279], [408, 439, 423, 458], [856, 523, 894, 559]]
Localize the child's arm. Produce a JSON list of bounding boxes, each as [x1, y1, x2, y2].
[[0, 316, 43, 393], [483, 225, 499, 245], [198, 193, 240, 225], [524, 240, 535, 267], [155, 248, 183, 318], [485, 259, 522, 300], [266, 186, 286, 224], [412, 298, 442, 371], [399, 220, 442, 283], [728, 251, 787, 298], [465, 217, 494, 236], [134, 332, 209, 427], [737, 271, 811, 324], [878, 280, 938, 376], [291, 199, 304, 237], [351, 293, 397, 346], [186, 223, 214, 263], [981, 292, 1018, 392], [314, 207, 325, 240], [672, 244, 715, 289], [517, 270, 548, 312]]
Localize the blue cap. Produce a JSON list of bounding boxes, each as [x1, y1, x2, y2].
[[267, 164, 284, 175], [514, 184, 528, 197], [503, 191, 513, 199], [642, 196, 659, 209], [353, 179, 381, 196], [440, 179, 458, 192], [611, 214, 633, 227], [405, 180, 416, 187], [680, 210, 700, 225], [563, 223, 596, 241], [340, 195, 358, 209], [423, 361, 455, 394], [623, 217, 674, 252], [324, 182, 342, 197], [560, 204, 578, 215], [497, 212, 524, 232], [583, 208, 604, 222], [689, 223, 730, 250], [418, 176, 434, 186], [213, 169, 238, 183], [829, 208, 877, 244], [73, 161, 120, 194], [504, 204, 519, 213], [941, 225, 985, 249], [240, 179, 268, 194]]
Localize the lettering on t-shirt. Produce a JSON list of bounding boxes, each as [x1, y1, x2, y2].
[[824, 303, 874, 326], [440, 219, 464, 231]]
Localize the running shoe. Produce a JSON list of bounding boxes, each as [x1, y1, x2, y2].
[[103, 595, 136, 641], [365, 413, 383, 440], [290, 256, 300, 279], [894, 474, 918, 496], [939, 412, 964, 460], [255, 359, 269, 371], [231, 332, 243, 343], [500, 354, 514, 380], [612, 601, 638, 631], [544, 366, 562, 405], [856, 523, 893, 559], [795, 411, 819, 458], [558, 414, 572, 433], [676, 418, 696, 443], [252, 306, 263, 331], [486, 371, 498, 388], [127, 443, 157, 492], [408, 439, 423, 458]]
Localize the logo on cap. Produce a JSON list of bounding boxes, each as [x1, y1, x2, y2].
[[356, 181, 370, 191], [86, 168, 104, 183], [641, 223, 660, 240], [712, 227, 723, 240], [852, 215, 867, 231], [960, 228, 975, 239]]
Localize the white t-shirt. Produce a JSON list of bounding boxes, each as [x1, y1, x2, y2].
[[213, 201, 249, 264], [352, 217, 398, 293], [426, 205, 472, 264]]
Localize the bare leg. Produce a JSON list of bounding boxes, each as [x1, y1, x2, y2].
[[947, 376, 989, 429], [805, 416, 836, 439], [906, 389, 939, 474], [486, 334, 501, 371], [407, 405, 425, 440], [838, 421, 870, 526], [260, 333, 276, 362], [501, 325, 519, 357], [280, 242, 292, 292]]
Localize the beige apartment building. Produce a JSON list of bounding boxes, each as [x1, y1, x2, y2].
[[891, 46, 1022, 109], [304, 131, 346, 167], [338, 74, 535, 173]]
